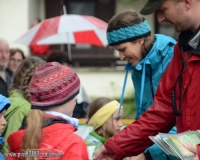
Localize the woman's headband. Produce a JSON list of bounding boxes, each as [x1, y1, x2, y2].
[[107, 19, 151, 46]]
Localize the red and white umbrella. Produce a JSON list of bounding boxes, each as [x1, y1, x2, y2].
[[14, 14, 108, 59]]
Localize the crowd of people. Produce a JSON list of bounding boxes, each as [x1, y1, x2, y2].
[[0, 0, 200, 159]]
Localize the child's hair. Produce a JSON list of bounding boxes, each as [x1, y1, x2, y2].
[[22, 110, 45, 160], [107, 10, 154, 58], [9, 56, 46, 101], [87, 97, 116, 139], [87, 97, 112, 120]]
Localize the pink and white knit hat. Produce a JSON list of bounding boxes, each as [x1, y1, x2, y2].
[[29, 62, 80, 110]]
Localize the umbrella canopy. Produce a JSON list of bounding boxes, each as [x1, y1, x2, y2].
[[15, 14, 108, 47]]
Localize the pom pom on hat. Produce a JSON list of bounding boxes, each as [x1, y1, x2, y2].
[[29, 62, 80, 110]]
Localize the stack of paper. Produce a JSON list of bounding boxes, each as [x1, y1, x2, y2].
[[150, 130, 200, 160]]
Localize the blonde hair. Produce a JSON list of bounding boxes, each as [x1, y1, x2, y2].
[[9, 56, 46, 100], [87, 97, 115, 140], [22, 110, 45, 160], [107, 10, 154, 57]]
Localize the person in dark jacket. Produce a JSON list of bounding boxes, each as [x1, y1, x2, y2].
[[94, 0, 200, 160], [0, 38, 12, 97]]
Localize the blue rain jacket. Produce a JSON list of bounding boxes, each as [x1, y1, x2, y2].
[[0, 94, 10, 160], [125, 34, 177, 160]]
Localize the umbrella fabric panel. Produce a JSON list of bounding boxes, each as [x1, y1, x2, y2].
[[37, 33, 76, 45], [83, 16, 107, 29], [58, 15, 104, 33], [32, 16, 60, 44], [74, 31, 103, 46], [14, 24, 41, 45], [14, 14, 108, 47]]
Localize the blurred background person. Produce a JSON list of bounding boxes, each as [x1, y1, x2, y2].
[[0, 38, 12, 97], [6, 48, 25, 79], [45, 50, 91, 118]]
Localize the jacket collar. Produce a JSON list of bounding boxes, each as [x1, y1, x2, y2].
[[10, 90, 24, 98], [179, 26, 200, 55], [19, 115, 69, 130], [90, 130, 106, 144]]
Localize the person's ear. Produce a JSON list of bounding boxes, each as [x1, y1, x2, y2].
[[139, 39, 145, 46], [184, 0, 192, 11]]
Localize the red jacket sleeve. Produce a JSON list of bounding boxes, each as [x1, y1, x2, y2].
[[197, 144, 200, 158], [104, 45, 181, 160]]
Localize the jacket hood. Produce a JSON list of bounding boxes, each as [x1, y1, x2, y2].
[[8, 123, 76, 153], [0, 94, 10, 113], [178, 26, 200, 55], [5, 90, 30, 118], [125, 34, 176, 71]]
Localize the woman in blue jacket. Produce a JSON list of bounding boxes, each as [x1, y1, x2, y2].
[[107, 10, 177, 160]]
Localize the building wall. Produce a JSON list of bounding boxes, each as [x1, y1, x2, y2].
[[0, 0, 45, 57]]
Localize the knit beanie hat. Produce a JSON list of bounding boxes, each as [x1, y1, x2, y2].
[[29, 62, 80, 110]]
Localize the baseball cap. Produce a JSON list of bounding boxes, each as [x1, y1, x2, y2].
[[140, 0, 164, 15]]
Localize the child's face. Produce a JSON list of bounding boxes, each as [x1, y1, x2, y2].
[[103, 109, 123, 138], [0, 110, 7, 135]]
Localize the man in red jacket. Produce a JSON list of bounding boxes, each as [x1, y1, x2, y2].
[[94, 0, 200, 159]]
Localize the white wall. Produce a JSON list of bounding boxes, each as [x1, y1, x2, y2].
[[75, 71, 134, 99], [0, 0, 29, 56], [0, 0, 45, 57], [28, 0, 45, 26]]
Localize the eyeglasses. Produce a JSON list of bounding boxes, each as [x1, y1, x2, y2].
[[10, 58, 22, 64], [171, 47, 188, 116]]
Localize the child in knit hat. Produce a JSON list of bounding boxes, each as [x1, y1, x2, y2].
[[85, 97, 124, 160], [6, 62, 88, 160], [0, 94, 10, 159]]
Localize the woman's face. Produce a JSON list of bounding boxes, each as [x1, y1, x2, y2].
[[0, 110, 7, 135], [114, 40, 144, 67], [8, 51, 24, 73]]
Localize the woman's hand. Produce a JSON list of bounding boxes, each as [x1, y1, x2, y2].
[[127, 153, 146, 160], [94, 145, 114, 160], [184, 145, 199, 160]]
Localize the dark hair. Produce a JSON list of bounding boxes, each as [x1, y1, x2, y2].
[[107, 10, 154, 57], [10, 48, 26, 60], [45, 50, 72, 66]]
